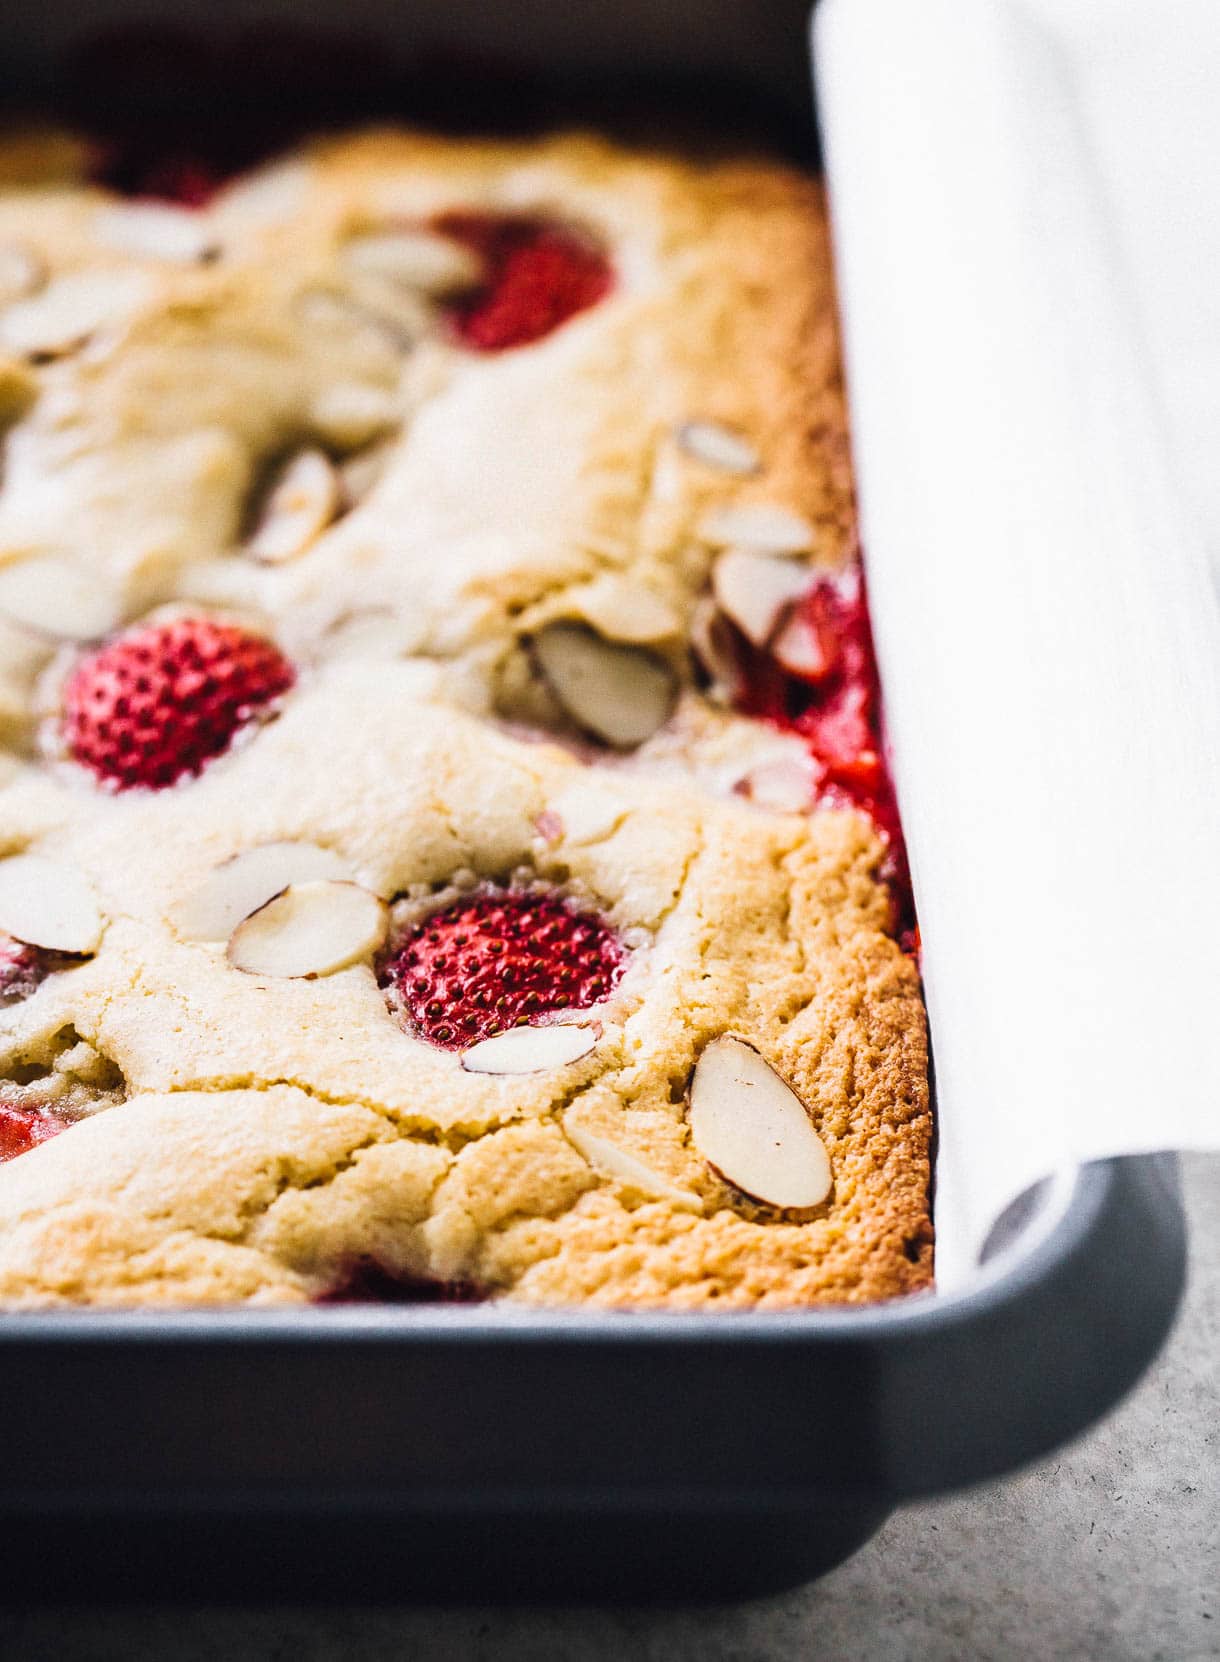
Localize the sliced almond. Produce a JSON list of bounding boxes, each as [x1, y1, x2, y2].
[[0, 558, 123, 641], [460, 1022, 598, 1075], [688, 1035, 831, 1209], [772, 608, 832, 680], [699, 502, 817, 556], [94, 203, 218, 264], [688, 595, 741, 702], [676, 420, 761, 476], [214, 160, 311, 229], [227, 880, 386, 979], [0, 853, 103, 954], [0, 268, 152, 358], [564, 1120, 703, 1211], [572, 578, 680, 644], [712, 550, 811, 647], [246, 449, 340, 565], [346, 274, 433, 344], [533, 623, 676, 750], [343, 230, 481, 296], [736, 755, 817, 814], [295, 287, 415, 355], [309, 383, 399, 451], [545, 780, 630, 846], [171, 841, 351, 941], [0, 243, 46, 307], [336, 440, 394, 510]]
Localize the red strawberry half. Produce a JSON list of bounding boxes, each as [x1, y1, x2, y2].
[[0, 1100, 69, 1162], [380, 885, 625, 1050], [431, 211, 613, 353], [61, 616, 295, 791]]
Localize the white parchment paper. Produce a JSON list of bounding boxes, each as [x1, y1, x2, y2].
[[814, 0, 1220, 1287]]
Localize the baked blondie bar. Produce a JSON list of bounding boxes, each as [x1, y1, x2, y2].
[[0, 126, 931, 1307]]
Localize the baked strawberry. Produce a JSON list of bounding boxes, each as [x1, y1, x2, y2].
[[61, 616, 295, 791], [316, 1260, 484, 1305], [432, 211, 613, 352], [731, 567, 915, 941], [0, 1100, 69, 1162], [0, 935, 47, 1005], [380, 886, 625, 1049]]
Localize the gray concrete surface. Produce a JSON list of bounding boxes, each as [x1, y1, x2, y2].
[[2, 1155, 1215, 1662]]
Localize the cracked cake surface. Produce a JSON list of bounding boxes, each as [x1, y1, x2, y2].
[[0, 124, 931, 1307]]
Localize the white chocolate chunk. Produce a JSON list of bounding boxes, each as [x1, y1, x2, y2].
[[0, 268, 152, 357], [533, 623, 676, 749], [712, 550, 810, 646], [676, 420, 761, 476], [343, 229, 481, 295], [246, 449, 340, 564], [171, 842, 352, 941], [564, 1120, 703, 1211], [0, 854, 104, 954], [700, 502, 817, 555], [460, 1023, 598, 1075], [0, 558, 123, 641], [227, 881, 387, 979], [688, 1035, 831, 1209], [94, 203, 218, 264]]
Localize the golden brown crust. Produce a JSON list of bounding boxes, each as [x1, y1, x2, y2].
[[0, 126, 930, 1309]]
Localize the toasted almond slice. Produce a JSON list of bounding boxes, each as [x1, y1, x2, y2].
[[246, 449, 340, 565], [94, 203, 218, 264], [564, 1120, 704, 1211], [573, 578, 681, 644], [295, 287, 412, 355], [336, 441, 394, 510], [688, 595, 740, 702], [171, 841, 351, 941], [772, 609, 832, 679], [533, 623, 676, 750], [676, 420, 761, 476], [0, 558, 123, 641], [0, 243, 46, 306], [546, 780, 630, 846], [309, 383, 399, 451], [227, 880, 386, 978], [712, 550, 811, 647], [214, 159, 311, 228], [0, 853, 103, 954], [688, 1035, 831, 1209], [699, 502, 817, 555], [346, 274, 432, 343], [343, 229, 481, 296], [736, 756, 817, 814], [0, 268, 152, 358], [460, 1022, 598, 1075]]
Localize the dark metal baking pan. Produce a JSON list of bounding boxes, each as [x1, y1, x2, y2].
[[0, 1156, 1186, 1602], [0, 0, 1189, 1603]]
